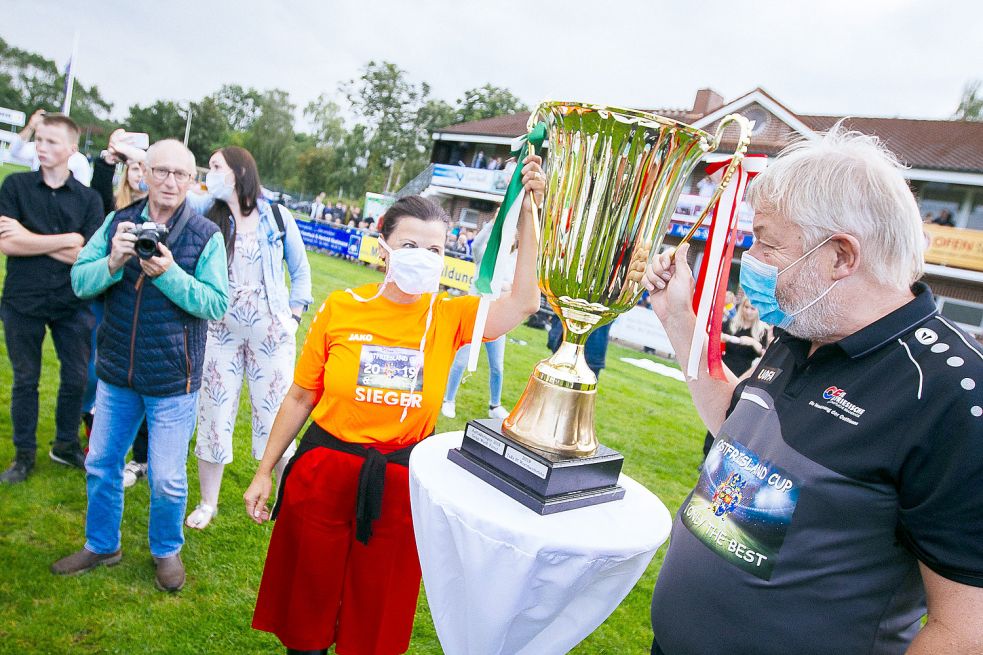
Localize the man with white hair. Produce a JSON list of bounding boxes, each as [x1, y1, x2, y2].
[[52, 139, 229, 592], [644, 126, 982, 654]]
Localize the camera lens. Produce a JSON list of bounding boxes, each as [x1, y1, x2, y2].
[[135, 235, 157, 259]]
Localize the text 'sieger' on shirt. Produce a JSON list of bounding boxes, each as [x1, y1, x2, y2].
[[294, 283, 481, 446]]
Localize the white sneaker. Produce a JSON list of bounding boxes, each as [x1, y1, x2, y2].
[[441, 401, 456, 419], [122, 461, 147, 488], [489, 405, 510, 419]]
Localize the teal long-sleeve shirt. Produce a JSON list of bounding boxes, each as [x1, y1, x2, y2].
[[72, 210, 229, 321]]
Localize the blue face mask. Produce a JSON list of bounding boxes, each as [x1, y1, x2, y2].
[[137, 180, 149, 193], [739, 235, 837, 328]]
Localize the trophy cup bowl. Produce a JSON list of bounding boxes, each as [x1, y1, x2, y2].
[[449, 102, 751, 513], [504, 102, 751, 457]]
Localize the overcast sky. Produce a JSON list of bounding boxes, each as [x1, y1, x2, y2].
[[5, 0, 982, 127]]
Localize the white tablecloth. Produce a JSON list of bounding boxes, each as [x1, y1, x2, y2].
[[409, 431, 672, 655]]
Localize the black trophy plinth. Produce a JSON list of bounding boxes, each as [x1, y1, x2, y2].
[[447, 418, 624, 515]]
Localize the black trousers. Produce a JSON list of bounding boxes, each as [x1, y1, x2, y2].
[[129, 420, 149, 463], [0, 304, 93, 456]]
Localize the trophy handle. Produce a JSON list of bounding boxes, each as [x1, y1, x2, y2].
[[676, 114, 753, 250]]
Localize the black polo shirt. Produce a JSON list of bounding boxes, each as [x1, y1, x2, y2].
[[0, 170, 104, 318], [652, 283, 983, 654]]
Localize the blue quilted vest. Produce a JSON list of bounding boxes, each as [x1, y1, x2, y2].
[[96, 199, 219, 397]]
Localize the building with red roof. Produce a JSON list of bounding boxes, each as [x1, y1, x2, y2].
[[411, 88, 983, 337]]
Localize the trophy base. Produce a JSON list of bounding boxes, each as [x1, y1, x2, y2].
[[448, 419, 625, 515]]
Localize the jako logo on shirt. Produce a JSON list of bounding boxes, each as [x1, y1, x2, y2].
[[822, 386, 865, 418], [348, 334, 373, 342]]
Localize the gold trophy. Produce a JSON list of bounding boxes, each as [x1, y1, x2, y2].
[[450, 102, 751, 513]]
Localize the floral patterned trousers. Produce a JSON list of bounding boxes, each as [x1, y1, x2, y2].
[[195, 289, 299, 465]]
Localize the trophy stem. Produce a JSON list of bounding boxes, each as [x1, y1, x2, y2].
[[502, 342, 599, 457]]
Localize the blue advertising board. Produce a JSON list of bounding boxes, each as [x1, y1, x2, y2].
[[296, 219, 364, 257]]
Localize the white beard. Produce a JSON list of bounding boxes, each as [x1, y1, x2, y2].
[[776, 256, 844, 341]]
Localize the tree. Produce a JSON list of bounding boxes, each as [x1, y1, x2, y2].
[[0, 36, 113, 152], [955, 79, 982, 121], [344, 61, 430, 192], [125, 100, 186, 145], [304, 94, 346, 148], [243, 89, 297, 185], [213, 84, 264, 132], [455, 84, 528, 124], [186, 96, 230, 164], [417, 97, 456, 144]]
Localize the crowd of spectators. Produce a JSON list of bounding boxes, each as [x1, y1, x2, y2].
[[309, 192, 372, 230]]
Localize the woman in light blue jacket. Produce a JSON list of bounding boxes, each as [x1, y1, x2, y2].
[[185, 146, 312, 530]]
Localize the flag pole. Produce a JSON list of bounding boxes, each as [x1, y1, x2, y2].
[[61, 31, 80, 116]]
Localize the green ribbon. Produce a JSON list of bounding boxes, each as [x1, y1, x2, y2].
[[474, 121, 547, 295]]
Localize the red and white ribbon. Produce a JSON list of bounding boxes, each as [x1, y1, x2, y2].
[[687, 154, 767, 380]]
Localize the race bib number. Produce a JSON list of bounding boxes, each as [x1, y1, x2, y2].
[[353, 346, 424, 408], [356, 346, 423, 391]]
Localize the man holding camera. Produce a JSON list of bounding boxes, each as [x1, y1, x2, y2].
[[52, 139, 229, 592], [0, 113, 104, 484]]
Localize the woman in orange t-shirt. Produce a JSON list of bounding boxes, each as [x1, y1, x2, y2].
[[244, 156, 544, 655]]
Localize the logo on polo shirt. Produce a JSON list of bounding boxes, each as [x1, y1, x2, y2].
[[348, 333, 373, 342], [756, 367, 782, 383], [822, 386, 866, 419]]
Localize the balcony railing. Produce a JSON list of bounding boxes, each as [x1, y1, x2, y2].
[[395, 163, 435, 199]]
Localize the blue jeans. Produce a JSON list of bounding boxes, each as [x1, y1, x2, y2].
[[84, 382, 199, 558], [443, 335, 505, 406]]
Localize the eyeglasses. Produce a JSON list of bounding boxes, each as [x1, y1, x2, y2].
[[149, 167, 193, 184]]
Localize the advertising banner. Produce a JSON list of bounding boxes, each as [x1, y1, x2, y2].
[[296, 219, 363, 258], [923, 224, 983, 272], [431, 164, 511, 195]]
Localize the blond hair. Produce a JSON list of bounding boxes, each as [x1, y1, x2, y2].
[[114, 164, 144, 208], [729, 299, 768, 344]]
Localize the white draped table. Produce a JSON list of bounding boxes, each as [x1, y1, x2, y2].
[[409, 431, 672, 655]]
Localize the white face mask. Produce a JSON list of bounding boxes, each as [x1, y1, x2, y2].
[[380, 238, 444, 295], [205, 170, 235, 203]]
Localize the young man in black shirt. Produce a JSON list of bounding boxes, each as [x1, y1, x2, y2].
[[0, 113, 104, 484]]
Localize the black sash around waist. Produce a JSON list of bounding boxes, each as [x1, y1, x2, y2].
[[272, 422, 419, 545]]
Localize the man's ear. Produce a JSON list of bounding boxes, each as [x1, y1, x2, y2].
[[830, 233, 861, 280]]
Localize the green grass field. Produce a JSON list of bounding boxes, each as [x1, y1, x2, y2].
[[0, 162, 30, 184], [0, 247, 707, 654]]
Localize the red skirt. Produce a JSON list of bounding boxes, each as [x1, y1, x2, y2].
[[252, 446, 422, 655]]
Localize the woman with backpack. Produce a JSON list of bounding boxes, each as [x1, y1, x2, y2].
[[185, 146, 313, 530]]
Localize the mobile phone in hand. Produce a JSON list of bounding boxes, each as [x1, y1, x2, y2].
[[120, 132, 150, 150]]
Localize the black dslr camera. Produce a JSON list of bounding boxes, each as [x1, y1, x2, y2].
[[128, 222, 169, 260]]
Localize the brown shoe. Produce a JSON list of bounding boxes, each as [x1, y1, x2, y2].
[[51, 548, 122, 575], [153, 554, 185, 592]]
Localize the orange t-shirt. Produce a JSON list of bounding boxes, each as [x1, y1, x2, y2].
[[294, 283, 481, 446]]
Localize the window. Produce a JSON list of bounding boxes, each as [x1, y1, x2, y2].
[[743, 107, 770, 136], [965, 193, 983, 231], [937, 297, 983, 335], [916, 182, 964, 225], [458, 208, 480, 228]]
